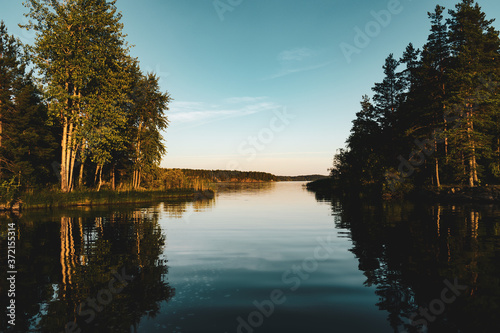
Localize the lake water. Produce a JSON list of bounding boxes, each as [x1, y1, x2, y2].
[[1, 182, 500, 332]]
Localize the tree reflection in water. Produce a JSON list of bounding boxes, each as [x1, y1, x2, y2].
[[0, 208, 175, 333], [329, 198, 500, 333]]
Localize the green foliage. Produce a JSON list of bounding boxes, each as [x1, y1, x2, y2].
[[20, 0, 171, 192], [0, 21, 58, 188], [0, 176, 20, 206], [126, 69, 170, 189], [331, 0, 500, 199], [20, 187, 195, 209], [179, 168, 278, 182]]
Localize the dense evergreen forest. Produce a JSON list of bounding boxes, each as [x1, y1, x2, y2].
[[0, 0, 170, 204], [330, 0, 500, 198]]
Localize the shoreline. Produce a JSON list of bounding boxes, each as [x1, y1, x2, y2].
[[1, 188, 215, 212], [306, 178, 500, 204]]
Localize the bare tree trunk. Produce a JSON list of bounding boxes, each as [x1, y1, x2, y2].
[[469, 158, 474, 187], [97, 165, 103, 191], [65, 120, 74, 191], [471, 120, 478, 183], [111, 164, 115, 190], [94, 165, 100, 187], [78, 159, 84, 188], [434, 136, 440, 187], [472, 152, 478, 183], [61, 116, 69, 192], [464, 107, 475, 187], [133, 168, 141, 190], [68, 143, 78, 192], [133, 123, 142, 190], [461, 151, 466, 183], [443, 110, 448, 161], [436, 205, 441, 237], [435, 158, 441, 188]]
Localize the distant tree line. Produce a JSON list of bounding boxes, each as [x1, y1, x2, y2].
[[0, 0, 169, 197], [173, 169, 327, 183], [276, 174, 328, 181], [331, 0, 500, 197], [179, 169, 278, 182]]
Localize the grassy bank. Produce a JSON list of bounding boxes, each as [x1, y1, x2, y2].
[[14, 188, 214, 210]]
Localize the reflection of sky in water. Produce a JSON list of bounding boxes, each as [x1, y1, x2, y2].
[[4, 182, 499, 332], [138, 182, 389, 332]]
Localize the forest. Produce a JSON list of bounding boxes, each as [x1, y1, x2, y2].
[[329, 0, 500, 198], [178, 169, 326, 182], [0, 0, 171, 205]]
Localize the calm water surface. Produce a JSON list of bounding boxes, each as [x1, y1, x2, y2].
[[1, 182, 500, 332]]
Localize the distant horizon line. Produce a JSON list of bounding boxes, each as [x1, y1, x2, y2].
[[161, 167, 329, 178]]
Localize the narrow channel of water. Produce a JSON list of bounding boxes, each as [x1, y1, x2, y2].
[[1, 182, 499, 332]]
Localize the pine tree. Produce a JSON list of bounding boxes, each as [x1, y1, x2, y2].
[[0, 21, 57, 187], [343, 95, 386, 192], [372, 54, 404, 131], [372, 54, 405, 161], [446, 0, 500, 186], [399, 43, 421, 97], [403, 5, 451, 187]]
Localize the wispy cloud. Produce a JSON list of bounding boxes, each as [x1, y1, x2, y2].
[[223, 96, 268, 104], [278, 48, 315, 62], [264, 61, 333, 80], [168, 98, 282, 126], [265, 47, 333, 80]]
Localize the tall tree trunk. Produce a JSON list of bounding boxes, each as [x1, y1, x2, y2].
[[472, 150, 478, 183], [467, 112, 476, 187], [436, 205, 441, 237], [94, 165, 100, 187], [434, 136, 440, 187], [111, 164, 115, 190], [65, 120, 74, 191], [471, 120, 478, 183], [78, 159, 84, 188], [133, 123, 142, 190], [442, 77, 448, 162], [435, 158, 441, 188], [68, 143, 78, 192], [61, 116, 69, 192], [443, 104, 448, 162], [461, 151, 466, 183], [133, 169, 141, 190], [97, 165, 103, 191], [468, 158, 474, 187]]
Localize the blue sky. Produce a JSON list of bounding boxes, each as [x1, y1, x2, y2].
[[2, 0, 500, 176]]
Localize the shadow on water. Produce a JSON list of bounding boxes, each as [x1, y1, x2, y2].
[[323, 195, 500, 333], [0, 201, 212, 333]]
